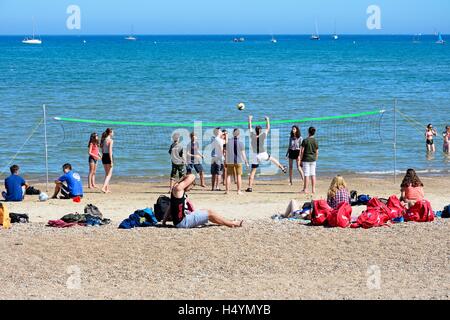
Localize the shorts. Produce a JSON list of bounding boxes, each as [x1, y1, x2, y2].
[[102, 153, 112, 165], [60, 184, 83, 199], [288, 149, 300, 160], [186, 164, 204, 174], [303, 161, 317, 177], [176, 210, 209, 229], [211, 163, 224, 175], [89, 156, 98, 164], [426, 139, 434, 146], [226, 164, 243, 176], [171, 163, 186, 179], [251, 152, 271, 169]]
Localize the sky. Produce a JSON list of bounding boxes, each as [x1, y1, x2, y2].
[[0, 0, 449, 35]]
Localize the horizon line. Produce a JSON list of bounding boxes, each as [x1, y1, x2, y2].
[[0, 33, 446, 36]]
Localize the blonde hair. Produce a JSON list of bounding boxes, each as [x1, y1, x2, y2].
[[327, 176, 347, 198]]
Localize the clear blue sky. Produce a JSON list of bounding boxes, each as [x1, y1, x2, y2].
[[0, 0, 449, 35]]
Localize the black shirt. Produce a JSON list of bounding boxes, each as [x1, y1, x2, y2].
[[170, 191, 187, 225]]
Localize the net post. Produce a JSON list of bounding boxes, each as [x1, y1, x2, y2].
[[43, 104, 49, 192], [394, 99, 397, 185]]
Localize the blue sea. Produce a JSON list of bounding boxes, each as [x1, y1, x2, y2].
[[0, 35, 449, 180]]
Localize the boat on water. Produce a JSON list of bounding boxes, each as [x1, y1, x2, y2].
[[311, 20, 320, 40], [233, 37, 245, 42], [413, 33, 422, 43], [22, 18, 42, 44], [332, 21, 338, 40], [125, 25, 137, 41], [436, 33, 445, 44], [270, 34, 277, 43]]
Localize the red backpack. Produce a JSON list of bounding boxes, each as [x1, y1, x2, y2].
[[403, 200, 434, 222], [311, 200, 331, 226], [351, 197, 390, 229], [386, 195, 406, 220], [327, 202, 352, 228]]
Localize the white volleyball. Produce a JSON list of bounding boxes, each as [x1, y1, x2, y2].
[[236, 102, 246, 111]]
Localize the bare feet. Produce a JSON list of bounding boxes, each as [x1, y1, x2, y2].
[[237, 191, 244, 195], [232, 220, 244, 228], [300, 190, 309, 195]]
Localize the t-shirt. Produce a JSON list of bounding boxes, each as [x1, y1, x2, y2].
[[289, 136, 302, 151], [211, 136, 224, 164], [226, 137, 245, 164], [301, 136, 319, 162], [404, 186, 424, 201], [187, 142, 201, 165], [250, 130, 267, 154], [58, 171, 83, 197], [4, 175, 26, 202], [170, 192, 187, 226], [170, 142, 185, 165]]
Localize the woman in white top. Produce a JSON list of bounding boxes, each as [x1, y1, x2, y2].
[[100, 128, 114, 193]]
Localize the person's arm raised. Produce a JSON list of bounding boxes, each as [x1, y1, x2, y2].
[[265, 116, 270, 133]]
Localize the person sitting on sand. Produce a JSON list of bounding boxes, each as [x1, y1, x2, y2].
[[225, 129, 249, 195], [186, 132, 206, 188], [300, 127, 319, 194], [327, 175, 351, 209], [443, 125, 450, 154], [52, 163, 83, 200], [163, 174, 243, 228], [425, 124, 437, 153], [400, 169, 424, 208], [246, 115, 287, 192], [169, 133, 186, 192], [2, 165, 28, 202]]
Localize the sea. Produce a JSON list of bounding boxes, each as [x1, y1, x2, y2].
[[0, 35, 449, 181]]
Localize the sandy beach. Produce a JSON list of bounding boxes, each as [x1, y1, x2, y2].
[[0, 174, 449, 300]]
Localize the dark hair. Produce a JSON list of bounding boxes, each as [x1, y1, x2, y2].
[[427, 124, 433, 129], [401, 169, 424, 188], [255, 125, 262, 135], [100, 128, 113, 148], [308, 127, 316, 136], [62, 163, 72, 171], [291, 125, 301, 139], [88, 132, 99, 148], [10, 165, 19, 174]]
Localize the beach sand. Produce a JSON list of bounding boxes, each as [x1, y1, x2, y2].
[[0, 175, 448, 300]]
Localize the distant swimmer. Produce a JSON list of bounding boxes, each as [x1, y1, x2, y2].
[[425, 123, 437, 153], [443, 125, 450, 154]]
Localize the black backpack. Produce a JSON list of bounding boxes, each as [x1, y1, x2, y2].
[[154, 195, 171, 222], [26, 186, 41, 195], [442, 205, 450, 218]]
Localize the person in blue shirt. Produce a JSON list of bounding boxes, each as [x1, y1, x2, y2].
[[52, 163, 83, 199], [2, 165, 28, 202]]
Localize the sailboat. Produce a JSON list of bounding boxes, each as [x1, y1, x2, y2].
[[125, 25, 137, 41], [332, 21, 338, 40], [270, 34, 277, 43], [22, 18, 42, 44], [436, 33, 445, 44], [311, 20, 320, 40]]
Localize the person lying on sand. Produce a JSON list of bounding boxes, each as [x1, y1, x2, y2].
[[52, 163, 84, 200], [162, 174, 243, 228], [400, 168, 424, 208]]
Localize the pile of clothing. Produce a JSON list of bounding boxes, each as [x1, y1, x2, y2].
[[47, 204, 111, 228], [119, 208, 158, 229]]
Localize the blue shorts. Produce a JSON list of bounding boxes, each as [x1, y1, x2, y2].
[[176, 210, 209, 229], [186, 164, 204, 174]]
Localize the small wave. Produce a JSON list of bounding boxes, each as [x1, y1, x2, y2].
[[358, 169, 447, 175]]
